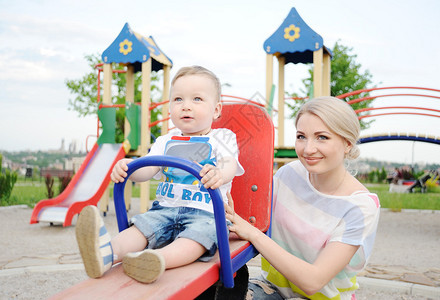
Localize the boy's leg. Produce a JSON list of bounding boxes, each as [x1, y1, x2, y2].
[[156, 237, 206, 268], [75, 205, 113, 278], [76, 206, 148, 278], [122, 238, 205, 283], [111, 226, 148, 263]]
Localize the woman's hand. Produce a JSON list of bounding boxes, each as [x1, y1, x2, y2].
[[224, 192, 260, 241]]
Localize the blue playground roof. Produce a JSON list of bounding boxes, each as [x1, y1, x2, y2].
[[264, 7, 331, 64], [102, 23, 172, 72]]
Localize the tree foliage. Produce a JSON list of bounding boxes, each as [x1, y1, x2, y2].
[[0, 154, 18, 205], [65, 54, 163, 143], [286, 41, 375, 129]]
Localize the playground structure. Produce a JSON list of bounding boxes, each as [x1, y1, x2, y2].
[[31, 8, 336, 226], [336, 86, 440, 145], [32, 6, 440, 298], [99, 23, 173, 214], [49, 10, 342, 298], [337, 86, 440, 193], [264, 7, 332, 148], [264, 9, 440, 165], [360, 132, 440, 145], [30, 143, 125, 226], [30, 23, 173, 225]]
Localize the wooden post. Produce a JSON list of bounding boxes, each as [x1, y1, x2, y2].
[[124, 64, 134, 211], [103, 64, 113, 105], [140, 59, 152, 213], [125, 64, 135, 136], [124, 179, 133, 212], [161, 65, 171, 135], [313, 48, 323, 98], [323, 52, 331, 96], [277, 55, 285, 147], [99, 63, 113, 214], [265, 54, 274, 117]]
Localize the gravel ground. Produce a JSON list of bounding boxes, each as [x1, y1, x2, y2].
[[0, 201, 439, 299]]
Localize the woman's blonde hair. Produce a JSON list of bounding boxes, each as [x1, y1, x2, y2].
[[295, 96, 361, 160], [171, 65, 221, 102]]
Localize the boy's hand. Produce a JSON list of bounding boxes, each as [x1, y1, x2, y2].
[[199, 164, 224, 190], [111, 158, 133, 183]]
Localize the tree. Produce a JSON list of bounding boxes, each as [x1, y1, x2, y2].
[[65, 54, 163, 143], [286, 41, 375, 129], [0, 154, 18, 206], [378, 167, 388, 183]]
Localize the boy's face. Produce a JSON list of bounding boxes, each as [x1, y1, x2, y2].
[[170, 74, 221, 136]]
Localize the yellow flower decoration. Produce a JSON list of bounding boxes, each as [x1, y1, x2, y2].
[[119, 39, 133, 55], [284, 24, 300, 42]]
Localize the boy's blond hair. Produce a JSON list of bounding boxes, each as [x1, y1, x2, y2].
[[171, 66, 221, 102]]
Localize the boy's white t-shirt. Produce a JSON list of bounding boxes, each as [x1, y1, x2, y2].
[[146, 128, 244, 214]]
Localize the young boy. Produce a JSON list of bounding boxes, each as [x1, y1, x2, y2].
[[76, 66, 244, 283]]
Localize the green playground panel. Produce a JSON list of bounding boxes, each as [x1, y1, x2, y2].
[[97, 106, 116, 145], [274, 148, 297, 158], [125, 102, 140, 150]]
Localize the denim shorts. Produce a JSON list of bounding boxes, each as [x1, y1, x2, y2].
[[130, 201, 229, 261], [247, 276, 357, 300], [247, 276, 284, 299]]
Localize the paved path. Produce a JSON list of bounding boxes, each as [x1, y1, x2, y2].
[[1, 201, 439, 299]]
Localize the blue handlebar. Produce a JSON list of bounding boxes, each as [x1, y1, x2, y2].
[[113, 155, 234, 288]]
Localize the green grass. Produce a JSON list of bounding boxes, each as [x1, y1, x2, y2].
[[5, 178, 159, 208], [366, 183, 440, 211], [4, 179, 440, 211], [108, 181, 159, 198], [5, 180, 54, 207]]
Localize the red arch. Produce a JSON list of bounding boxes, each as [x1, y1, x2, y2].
[[337, 86, 440, 99], [335, 87, 440, 123], [358, 112, 440, 120], [346, 93, 440, 105], [355, 106, 440, 114]]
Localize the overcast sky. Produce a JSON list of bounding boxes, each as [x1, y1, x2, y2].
[[1, 0, 440, 165]]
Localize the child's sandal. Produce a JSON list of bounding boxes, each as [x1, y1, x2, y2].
[[76, 205, 113, 278], [122, 249, 165, 283]]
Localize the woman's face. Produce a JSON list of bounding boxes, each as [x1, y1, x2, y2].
[[295, 112, 350, 176]]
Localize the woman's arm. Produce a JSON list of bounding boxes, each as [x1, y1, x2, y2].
[[225, 193, 359, 296]]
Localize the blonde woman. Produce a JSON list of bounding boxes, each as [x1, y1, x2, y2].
[[226, 97, 380, 299]]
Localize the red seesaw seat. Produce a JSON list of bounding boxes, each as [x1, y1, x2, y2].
[[51, 102, 274, 299]]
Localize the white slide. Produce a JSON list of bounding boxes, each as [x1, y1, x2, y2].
[[30, 143, 125, 226]]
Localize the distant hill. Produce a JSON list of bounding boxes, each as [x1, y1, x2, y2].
[[2, 149, 439, 175], [0, 149, 86, 170], [361, 158, 439, 171]]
